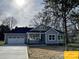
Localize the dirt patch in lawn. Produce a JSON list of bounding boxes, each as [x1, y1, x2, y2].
[[28, 45, 64, 59]]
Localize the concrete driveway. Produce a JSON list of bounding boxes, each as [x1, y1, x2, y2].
[[0, 45, 28, 59]]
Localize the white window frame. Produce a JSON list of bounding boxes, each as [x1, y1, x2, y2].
[[29, 33, 41, 40], [58, 35, 63, 41], [48, 34, 56, 41]]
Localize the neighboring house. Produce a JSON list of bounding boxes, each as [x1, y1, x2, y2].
[[4, 24, 64, 45]]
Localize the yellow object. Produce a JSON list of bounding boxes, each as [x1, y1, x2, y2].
[[64, 51, 79, 59]]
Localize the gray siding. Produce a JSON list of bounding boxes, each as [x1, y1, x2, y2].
[[45, 28, 64, 44]]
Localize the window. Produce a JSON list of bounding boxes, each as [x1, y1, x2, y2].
[[49, 35, 55, 40], [58, 35, 63, 40], [29, 33, 40, 40]]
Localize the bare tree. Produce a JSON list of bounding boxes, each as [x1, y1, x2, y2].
[[32, 12, 44, 27], [30, 11, 51, 27], [43, 0, 79, 50], [2, 17, 17, 29], [31, 0, 64, 30]]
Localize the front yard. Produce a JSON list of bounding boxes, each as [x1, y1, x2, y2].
[[67, 43, 79, 50], [0, 41, 4, 46], [28, 45, 64, 59]]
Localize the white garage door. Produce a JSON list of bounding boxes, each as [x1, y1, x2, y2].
[[8, 37, 25, 44]]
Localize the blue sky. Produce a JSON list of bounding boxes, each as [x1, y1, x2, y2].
[[0, 0, 43, 27]]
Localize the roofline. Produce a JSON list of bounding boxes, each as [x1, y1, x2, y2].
[[4, 33, 26, 34], [45, 28, 58, 33], [30, 24, 51, 31]]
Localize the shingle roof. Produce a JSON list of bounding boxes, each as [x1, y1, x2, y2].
[[8, 25, 63, 34], [28, 24, 51, 33], [55, 29, 64, 33], [28, 30, 47, 33], [9, 27, 33, 33]]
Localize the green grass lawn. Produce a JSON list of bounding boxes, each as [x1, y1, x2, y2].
[[68, 43, 79, 47], [67, 43, 79, 50], [0, 41, 4, 46]]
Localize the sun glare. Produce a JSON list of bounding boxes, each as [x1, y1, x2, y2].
[[13, 0, 26, 7]]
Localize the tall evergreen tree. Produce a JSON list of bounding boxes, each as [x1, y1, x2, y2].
[[0, 25, 10, 41]]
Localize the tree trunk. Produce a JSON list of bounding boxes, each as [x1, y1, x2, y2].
[[62, 0, 69, 50], [63, 15, 69, 50]]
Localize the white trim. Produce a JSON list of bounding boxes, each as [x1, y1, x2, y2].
[[45, 28, 58, 34], [5, 33, 26, 44], [57, 34, 64, 41], [45, 34, 47, 44], [28, 33, 41, 40], [26, 32, 28, 43], [7, 38, 25, 44], [48, 34, 56, 41]]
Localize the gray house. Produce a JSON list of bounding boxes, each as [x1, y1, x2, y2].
[[5, 24, 64, 45]]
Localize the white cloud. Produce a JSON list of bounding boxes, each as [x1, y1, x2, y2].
[[0, 0, 43, 27]]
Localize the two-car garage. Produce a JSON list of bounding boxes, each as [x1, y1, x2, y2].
[[7, 37, 25, 44], [5, 33, 26, 44]]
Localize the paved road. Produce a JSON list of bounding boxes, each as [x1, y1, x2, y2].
[[0, 45, 28, 59]]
